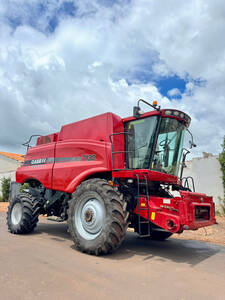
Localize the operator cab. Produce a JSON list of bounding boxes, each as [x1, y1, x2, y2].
[[124, 100, 191, 179]]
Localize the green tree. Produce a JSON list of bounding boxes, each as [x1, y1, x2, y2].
[[0, 177, 11, 202], [218, 136, 225, 213]]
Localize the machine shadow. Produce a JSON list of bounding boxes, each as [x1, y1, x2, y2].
[[108, 232, 220, 266], [34, 220, 71, 241], [34, 220, 221, 267]]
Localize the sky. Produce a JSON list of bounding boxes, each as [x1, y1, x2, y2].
[[0, 0, 224, 158]]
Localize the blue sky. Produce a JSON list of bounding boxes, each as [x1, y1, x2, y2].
[[0, 0, 224, 156]]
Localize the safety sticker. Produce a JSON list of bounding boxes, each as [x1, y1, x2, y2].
[[163, 199, 171, 204], [151, 212, 156, 220]]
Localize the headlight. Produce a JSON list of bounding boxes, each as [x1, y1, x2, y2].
[[164, 110, 172, 115], [164, 110, 191, 126]]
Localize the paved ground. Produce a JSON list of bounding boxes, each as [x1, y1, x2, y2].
[[1, 212, 225, 300]]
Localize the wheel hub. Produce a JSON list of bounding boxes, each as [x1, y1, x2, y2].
[[85, 209, 94, 222], [75, 196, 105, 240], [11, 203, 23, 225]]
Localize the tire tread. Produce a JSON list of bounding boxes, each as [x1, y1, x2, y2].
[[67, 178, 129, 255], [7, 192, 40, 234]]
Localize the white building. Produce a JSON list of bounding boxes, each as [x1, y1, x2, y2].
[[0, 151, 24, 194], [183, 153, 224, 206]]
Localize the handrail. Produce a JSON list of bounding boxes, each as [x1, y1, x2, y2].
[[22, 135, 42, 150], [109, 132, 132, 170], [181, 176, 195, 192]]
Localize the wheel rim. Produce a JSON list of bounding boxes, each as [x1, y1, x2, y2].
[[11, 203, 23, 225], [75, 195, 105, 240]]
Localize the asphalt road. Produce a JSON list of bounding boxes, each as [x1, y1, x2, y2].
[[1, 212, 225, 300]]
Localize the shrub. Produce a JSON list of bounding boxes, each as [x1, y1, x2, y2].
[[0, 177, 11, 202], [19, 182, 30, 192], [218, 136, 225, 214]]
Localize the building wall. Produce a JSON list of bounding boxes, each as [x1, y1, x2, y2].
[[183, 154, 224, 205], [0, 155, 21, 194]]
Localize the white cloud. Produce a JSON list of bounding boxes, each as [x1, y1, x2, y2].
[[0, 0, 224, 158], [167, 88, 181, 97]]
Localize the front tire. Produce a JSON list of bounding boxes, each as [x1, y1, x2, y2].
[[67, 179, 128, 255], [7, 192, 40, 234]]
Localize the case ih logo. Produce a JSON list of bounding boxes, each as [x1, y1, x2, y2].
[[24, 155, 96, 166], [31, 158, 47, 165]]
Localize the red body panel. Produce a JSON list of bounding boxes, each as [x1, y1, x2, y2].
[[36, 133, 58, 146], [16, 143, 56, 189], [112, 169, 180, 185], [52, 140, 109, 192], [16, 112, 124, 192]]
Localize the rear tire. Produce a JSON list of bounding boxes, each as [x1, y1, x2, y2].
[[68, 178, 128, 255], [7, 192, 40, 234]]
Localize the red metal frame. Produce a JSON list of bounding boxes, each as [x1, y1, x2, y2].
[[112, 169, 180, 185]]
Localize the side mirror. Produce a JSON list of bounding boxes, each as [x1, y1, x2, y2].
[[189, 141, 197, 149], [187, 129, 197, 149], [133, 106, 141, 118]]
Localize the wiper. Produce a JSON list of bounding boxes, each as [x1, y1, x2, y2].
[[136, 143, 147, 150]]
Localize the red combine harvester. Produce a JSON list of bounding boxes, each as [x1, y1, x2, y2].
[[7, 99, 216, 255]]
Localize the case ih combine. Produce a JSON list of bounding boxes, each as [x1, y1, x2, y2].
[[7, 99, 216, 255]]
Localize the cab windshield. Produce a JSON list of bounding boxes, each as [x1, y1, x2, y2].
[[125, 116, 185, 176], [152, 118, 185, 176], [126, 116, 158, 169]]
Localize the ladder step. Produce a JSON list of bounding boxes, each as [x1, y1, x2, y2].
[[135, 173, 151, 236]]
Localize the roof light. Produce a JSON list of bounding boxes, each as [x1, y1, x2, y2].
[[164, 110, 172, 115], [153, 100, 158, 106], [164, 110, 191, 127]]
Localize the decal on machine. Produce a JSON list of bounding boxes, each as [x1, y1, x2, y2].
[[31, 158, 47, 165], [163, 199, 171, 204], [151, 212, 156, 220], [24, 154, 96, 166]]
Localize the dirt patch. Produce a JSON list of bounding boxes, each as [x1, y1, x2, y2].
[[172, 216, 225, 246], [0, 202, 9, 213], [1, 202, 224, 246]]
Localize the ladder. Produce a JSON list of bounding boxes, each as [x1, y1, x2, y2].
[[135, 173, 151, 237]]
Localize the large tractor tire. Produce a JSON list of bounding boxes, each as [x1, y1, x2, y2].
[[67, 178, 128, 255], [7, 192, 40, 234]]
